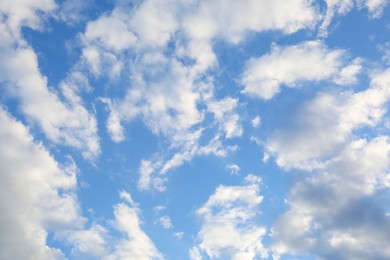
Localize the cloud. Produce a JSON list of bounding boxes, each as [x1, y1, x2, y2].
[[174, 232, 184, 239], [208, 97, 243, 138], [0, 0, 57, 36], [319, 0, 354, 37], [244, 174, 262, 185], [241, 41, 361, 99], [54, 0, 93, 25], [159, 216, 173, 229], [138, 133, 238, 191], [271, 136, 390, 259], [226, 163, 241, 175], [251, 116, 261, 128], [0, 107, 83, 259], [104, 198, 163, 260], [66, 191, 163, 259], [191, 184, 267, 259], [0, 2, 100, 159], [357, 0, 390, 18], [265, 69, 390, 170], [319, 0, 390, 36], [182, 0, 318, 43], [72, 0, 320, 190]]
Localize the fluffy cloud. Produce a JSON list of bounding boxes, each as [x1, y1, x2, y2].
[[70, 0, 321, 190], [241, 41, 361, 99], [271, 137, 390, 259], [0, 0, 56, 36], [104, 199, 163, 260], [159, 216, 173, 229], [182, 0, 318, 43], [0, 108, 162, 259], [265, 69, 390, 170], [361, 0, 390, 18], [65, 192, 163, 259], [0, 1, 99, 159], [191, 184, 267, 259], [0, 108, 83, 259], [226, 163, 241, 175], [208, 97, 243, 138]]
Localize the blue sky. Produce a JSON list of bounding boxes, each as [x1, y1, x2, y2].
[[1, 0, 390, 259]]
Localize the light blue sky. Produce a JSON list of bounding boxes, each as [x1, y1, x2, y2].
[[1, 0, 390, 259]]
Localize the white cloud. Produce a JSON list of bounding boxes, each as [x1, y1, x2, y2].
[[358, 0, 390, 18], [76, 0, 319, 189], [54, 0, 93, 25], [251, 116, 261, 128], [241, 41, 361, 99], [84, 10, 137, 52], [0, 0, 57, 37], [182, 0, 318, 43], [319, 0, 354, 37], [265, 69, 390, 170], [192, 184, 267, 259], [319, 0, 390, 36], [104, 200, 163, 260], [0, 3, 100, 159], [208, 97, 243, 138], [67, 191, 163, 259], [138, 133, 238, 191], [174, 232, 184, 239], [0, 107, 163, 259], [244, 174, 262, 185], [271, 136, 390, 259], [67, 224, 108, 258], [159, 216, 173, 229], [226, 163, 241, 175], [0, 108, 83, 259]]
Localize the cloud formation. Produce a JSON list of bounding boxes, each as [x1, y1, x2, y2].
[[241, 41, 361, 99], [191, 183, 267, 259], [0, 0, 100, 159], [271, 137, 390, 259], [265, 69, 390, 170]]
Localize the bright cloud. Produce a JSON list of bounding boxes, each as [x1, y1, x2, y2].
[[191, 184, 267, 259], [0, 108, 82, 259], [265, 69, 390, 170], [241, 41, 361, 99], [271, 137, 390, 259]]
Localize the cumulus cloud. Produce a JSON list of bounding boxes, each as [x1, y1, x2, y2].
[[226, 163, 241, 175], [0, 107, 83, 259], [104, 198, 163, 260], [0, 108, 161, 259], [251, 116, 261, 128], [358, 0, 390, 18], [159, 216, 173, 229], [265, 69, 390, 170], [0, 1, 99, 159], [208, 97, 243, 138], [271, 137, 390, 259], [0, 0, 57, 36], [74, 0, 320, 189], [182, 0, 318, 43], [241, 41, 361, 99], [191, 184, 267, 259]]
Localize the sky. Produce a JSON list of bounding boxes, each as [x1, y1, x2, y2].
[[1, 0, 390, 259]]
